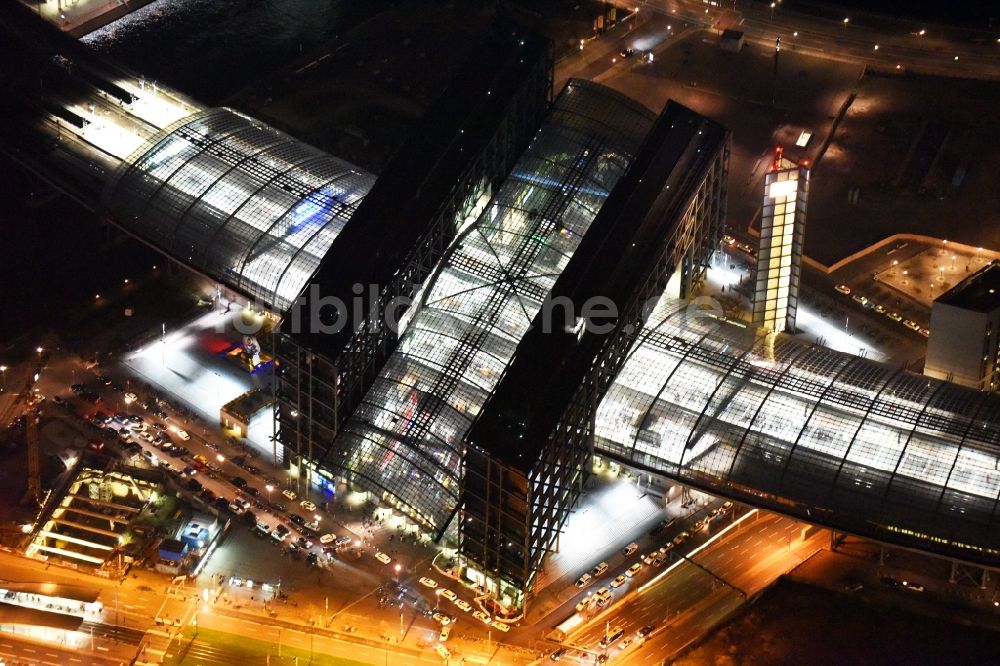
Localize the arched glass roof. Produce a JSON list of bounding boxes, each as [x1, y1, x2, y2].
[[317, 80, 656, 534], [597, 293, 1000, 566], [102, 107, 375, 313]]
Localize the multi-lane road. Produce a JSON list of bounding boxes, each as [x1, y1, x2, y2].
[[556, 511, 826, 664]]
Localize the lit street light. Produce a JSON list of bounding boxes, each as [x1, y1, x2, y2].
[[0, 365, 6, 392], [842, 17, 849, 38], [217, 454, 225, 463]]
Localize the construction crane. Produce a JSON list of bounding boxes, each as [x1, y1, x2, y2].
[[24, 409, 41, 506]]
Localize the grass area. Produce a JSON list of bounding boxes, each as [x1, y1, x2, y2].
[[165, 626, 374, 666], [675, 578, 1000, 666]]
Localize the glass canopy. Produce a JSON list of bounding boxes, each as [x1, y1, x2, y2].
[[319, 80, 657, 534], [103, 107, 376, 313], [597, 293, 1000, 564]]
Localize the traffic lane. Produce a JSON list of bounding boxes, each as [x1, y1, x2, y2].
[[570, 514, 793, 644], [0, 637, 128, 666]]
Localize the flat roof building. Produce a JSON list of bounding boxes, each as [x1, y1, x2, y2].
[[925, 260, 1000, 391]]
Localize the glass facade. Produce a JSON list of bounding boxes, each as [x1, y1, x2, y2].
[[316, 80, 656, 535], [597, 293, 1000, 565], [752, 153, 807, 333], [102, 107, 376, 313]]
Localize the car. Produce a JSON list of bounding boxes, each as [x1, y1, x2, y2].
[[435, 645, 450, 660], [918, 327, 930, 338], [231, 456, 247, 467], [419, 577, 438, 589], [649, 517, 676, 537], [610, 574, 627, 588], [472, 611, 491, 625], [306, 552, 319, 566], [622, 542, 639, 556], [672, 531, 690, 546], [335, 535, 353, 549], [175, 429, 190, 441], [591, 562, 608, 577], [575, 594, 592, 612], [722, 501, 733, 511], [231, 476, 248, 488], [432, 612, 451, 626], [599, 627, 624, 648], [550, 647, 568, 661], [271, 530, 288, 542], [874, 304, 887, 314], [454, 599, 472, 613], [652, 553, 668, 567], [659, 542, 675, 555], [834, 283, 851, 295], [576, 573, 592, 588], [182, 466, 197, 476], [282, 489, 297, 501], [439, 589, 456, 602], [619, 637, 633, 650], [439, 624, 451, 642], [637, 625, 655, 637], [597, 655, 608, 664], [245, 465, 261, 475], [245, 486, 260, 498], [275, 523, 290, 536], [851, 294, 869, 306], [124, 392, 138, 403], [626, 563, 642, 578], [901, 581, 925, 592], [887, 311, 903, 322], [272, 502, 288, 514], [490, 620, 509, 633], [186, 479, 203, 493], [619, 48, 635, 58], [300, 500, 316, 511], [95, 375, 112, 386], [193, 454, 208, 465], [374, 551, 392, 565], [296, 536, 314, 549], [903, 319, 920, 331], [319, 533, 335, 544], [151, 408, 167, 419], [643, 552, 658, 565], [692, 519, 705, 532], [880, 576, 902, 587]]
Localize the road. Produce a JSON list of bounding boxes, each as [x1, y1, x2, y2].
[[555, 511, 825, 663]]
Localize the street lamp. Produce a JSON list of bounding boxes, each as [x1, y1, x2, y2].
[[842, 17, 849, 37], [217, 454, 225, 463], [770, 2, 776, 19], [0, 365, 6, 392]]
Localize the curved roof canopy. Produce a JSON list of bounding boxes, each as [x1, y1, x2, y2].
[[318, 80, 656, 534], [103, 107, 375, 313], [597, 293, 1000, 566]]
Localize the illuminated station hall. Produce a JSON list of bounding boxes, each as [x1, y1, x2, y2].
[[3, 3, 1000, 612]]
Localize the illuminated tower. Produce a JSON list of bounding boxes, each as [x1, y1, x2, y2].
[[752, 147, 808, 333]]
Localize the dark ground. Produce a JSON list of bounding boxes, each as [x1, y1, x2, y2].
[[674, 577, 1000, 666]]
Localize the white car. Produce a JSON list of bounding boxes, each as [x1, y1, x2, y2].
[[626, 563, 643, 578], [175, 429, 190, 441], [300, 500, 316, 511], [472, 610, 491, 624], [439, 625, 451, 643], [374, 551, 392, 565], [623, 542, 639, 556], [575, 594, 593, 612], [124, 392, 138, 403], [490, 620, 510, 633], [575, 573, 592, 588], [454, 599, 472, 613], [432, 612, 451, 626], [419, 577, 438, 589], [319, 533, 335, 544], [439, 589, 457, 602], [282, 489, 297, 501], [611, 574, 628, 588], [435, 644, 450, 660]]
